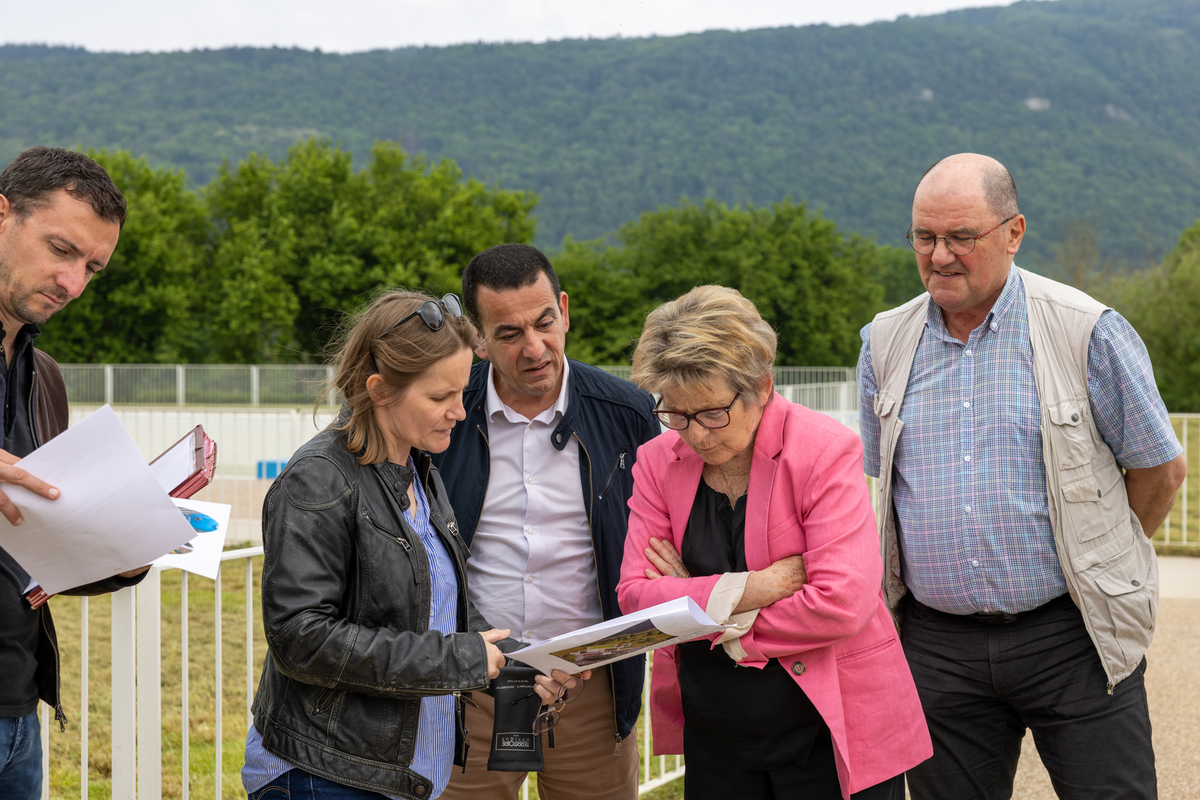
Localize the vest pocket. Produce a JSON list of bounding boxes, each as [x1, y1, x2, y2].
[[1079, 537, 1156, 665], [1048, 400, 1093, 470], [1061, 473, 1101, 504], [1064, 461, 1127, 543], [1093, 545, 1152, 596]]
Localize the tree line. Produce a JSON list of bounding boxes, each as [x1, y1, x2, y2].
[[41, 139, 917, 371]]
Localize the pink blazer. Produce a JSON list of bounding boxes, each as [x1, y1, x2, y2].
[[617, 394, 931, 798]]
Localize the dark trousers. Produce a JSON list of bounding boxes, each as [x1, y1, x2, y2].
[[902, 593, 1157, 800], [683, 725, 905, 800]]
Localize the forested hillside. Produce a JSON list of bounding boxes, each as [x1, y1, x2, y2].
[[3, 0, 1199, 262]]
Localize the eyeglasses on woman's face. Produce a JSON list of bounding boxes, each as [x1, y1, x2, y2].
[[654, 393, 741, 431], [369, 293, 463, 374]]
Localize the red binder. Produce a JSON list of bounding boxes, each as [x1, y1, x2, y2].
[[149, 425, 218, 499]]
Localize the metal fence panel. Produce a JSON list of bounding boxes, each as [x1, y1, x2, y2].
[[63, 364, 854, 407], [60, 365, 341, 408]]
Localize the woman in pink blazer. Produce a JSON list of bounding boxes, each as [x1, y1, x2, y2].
[[617, 286, 930, 800]]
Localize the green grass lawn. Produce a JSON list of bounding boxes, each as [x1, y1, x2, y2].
[[45, 558, 683, 798]]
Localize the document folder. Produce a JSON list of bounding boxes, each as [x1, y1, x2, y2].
[[149, 425, 218, 499]]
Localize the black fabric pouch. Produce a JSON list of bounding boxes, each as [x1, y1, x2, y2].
[[486, 662, 545, 772]]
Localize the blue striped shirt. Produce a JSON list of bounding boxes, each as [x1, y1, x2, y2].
[[858, 266, 1181, 614], [242, 459, 461, 797]]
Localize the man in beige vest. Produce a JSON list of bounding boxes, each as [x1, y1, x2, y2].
[[857, 153, 1186, 800]]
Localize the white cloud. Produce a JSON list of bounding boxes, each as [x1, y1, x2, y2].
[[4, 0, 1026, 54]]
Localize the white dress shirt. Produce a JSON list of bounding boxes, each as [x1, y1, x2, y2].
[[467, 359, 603, 644]]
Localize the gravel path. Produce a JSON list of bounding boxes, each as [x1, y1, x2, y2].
[[1011, 556, 1200, 799]]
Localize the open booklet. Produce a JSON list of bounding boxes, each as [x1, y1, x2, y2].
[[509, 596, 732, 676]]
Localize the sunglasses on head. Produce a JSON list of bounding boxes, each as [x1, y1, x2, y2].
[[369, 293, 463, 374]]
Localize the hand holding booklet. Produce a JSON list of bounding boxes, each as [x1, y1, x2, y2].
[[510, 596, 732, 676], [1, 405, 224, 599]]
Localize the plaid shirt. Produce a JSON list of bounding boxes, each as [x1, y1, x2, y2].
[[858, 267, 1181, 614]]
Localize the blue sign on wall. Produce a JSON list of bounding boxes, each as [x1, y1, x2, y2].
[[256, 460, 288, 479]]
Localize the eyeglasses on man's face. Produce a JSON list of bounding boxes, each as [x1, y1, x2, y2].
[[654, 393, 741, 431], [906, 215, 1017, 256], [369, 293, 463, 374]]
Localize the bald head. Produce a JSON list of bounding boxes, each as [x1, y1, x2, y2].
[[915, 153, 1019, 222]]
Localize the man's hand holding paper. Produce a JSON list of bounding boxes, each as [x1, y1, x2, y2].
[[0, 405, 197, 595], [0, 447, 62, 526]]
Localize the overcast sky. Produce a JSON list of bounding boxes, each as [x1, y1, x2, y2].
[[5, 0, 1026, 53]]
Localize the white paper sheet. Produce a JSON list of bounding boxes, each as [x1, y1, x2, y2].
[[153, 499, 231, 580], [510, 596, 730, 676], [0, 405, 197, 595]]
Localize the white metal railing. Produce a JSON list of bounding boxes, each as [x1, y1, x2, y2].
[[42, 549, 682, 798], [42, 548, 265, 800], [59, 364, 853, 408], [777, 382, 859, 432], [60, 364, 339, 408], [1161, 415, 1199, 547]]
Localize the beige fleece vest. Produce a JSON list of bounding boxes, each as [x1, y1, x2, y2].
[[869, 267, 1157, 689]]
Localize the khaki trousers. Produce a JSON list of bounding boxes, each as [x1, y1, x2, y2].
[[441, 668, 639, 800]]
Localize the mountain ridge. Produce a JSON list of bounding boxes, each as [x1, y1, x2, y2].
[[3, 0, 1199, 261]]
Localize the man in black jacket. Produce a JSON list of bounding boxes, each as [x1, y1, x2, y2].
[[0, 147, 146, 800], [434, 244, 660, 800]]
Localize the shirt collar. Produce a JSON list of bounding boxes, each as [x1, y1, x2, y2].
[[0, 323, 42, 347], [924, 264, 1020, 339], [485, 357, 571, 425]]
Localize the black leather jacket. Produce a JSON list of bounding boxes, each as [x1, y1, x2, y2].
[[251, 423, 514, 799]]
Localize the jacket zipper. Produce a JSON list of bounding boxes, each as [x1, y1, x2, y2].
[[39, 608, 67, 730], [312, 686, 339, 715], [28, 369, 41, 448], [597, 449, 627, 501], [363, 510, 411, 552], [451, 690, 479, 772], [573, 434, 623, 755], [30, 368, 60, 727]]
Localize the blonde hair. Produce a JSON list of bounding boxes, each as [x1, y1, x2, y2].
[[320, 290, 476, 465], [632, 285, 776, 399]]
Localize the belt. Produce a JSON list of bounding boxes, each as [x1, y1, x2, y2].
[[908, 592, 1076, 626]]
